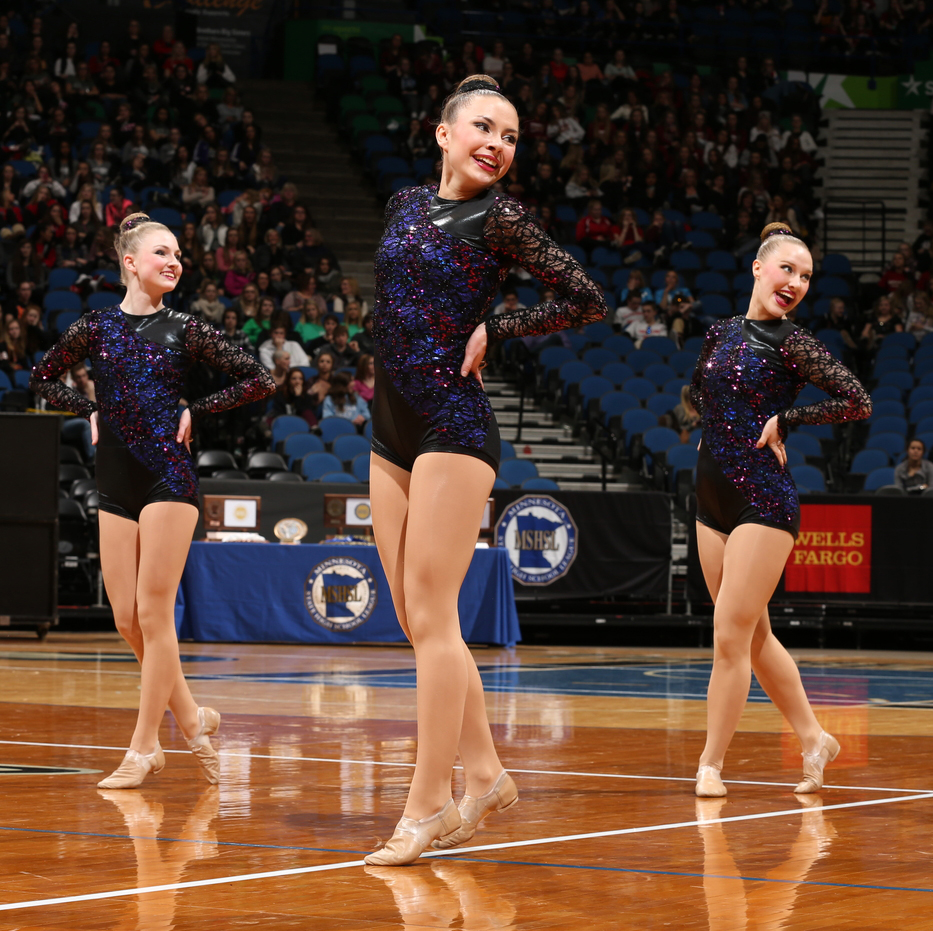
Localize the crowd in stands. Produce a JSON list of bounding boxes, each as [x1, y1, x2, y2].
[[0, 9, 384, 477]]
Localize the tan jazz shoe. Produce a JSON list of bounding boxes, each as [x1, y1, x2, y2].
[[795, 732, 840, 794], [432, 771, 519, 850], [364, 799, 461, 866], [695, 764, 727, 798], [187, 707, 221, 785], [97, 745, 165, 789]]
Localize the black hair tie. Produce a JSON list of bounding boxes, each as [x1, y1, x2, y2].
[[457, 80, 502, 96]]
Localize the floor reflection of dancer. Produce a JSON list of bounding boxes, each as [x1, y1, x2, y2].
[[100, 787, 220, 930], [31, 213, 275, 788], [691, 223, 871, 798], [364, 75, 607, 865], [696, 797, 836, 930]]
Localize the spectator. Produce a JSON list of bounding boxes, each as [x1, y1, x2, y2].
[[860, 294, 904, 351], [254, 228, 287, 275], [217, 306, 254, 354], [626, 301, 668, 347], [104, 185, 134, 228], [269, 348, 292, 388], [576, 198, 618, 253], [322, 372, 370, 427], [894, 439, 933, 493], [879, 252, 911, 294], [906, 292, 933, 336], [190, 280, 226, 323], [224, 248, 255, 298], [259, 322, 310, 370], [181, 166, 215, 211], [269, 366, 317, 428], [314, 324, 359, 369], [198, 203, 227, 252], [667, 294, 703, 347], [7, 239, 47, 291], [815, 297, 858, 349], [242, 293, 275, 344], [197, 42, 236, 88], [343, 301, 364, 338], [614, 288, 645, 331], [655, 269, 694, 313], [332, 276, 369, 317], [0, 316, 28, 373], [307, 350, 334, 405], [672, 384, 701, 440], [351, 353, 375, 408], [314, 255, 341, 298]]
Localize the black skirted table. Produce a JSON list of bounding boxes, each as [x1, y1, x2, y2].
[[174, 542, 521, 646]]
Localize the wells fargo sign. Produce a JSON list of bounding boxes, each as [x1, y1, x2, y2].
[[784, 504, 872, 593]]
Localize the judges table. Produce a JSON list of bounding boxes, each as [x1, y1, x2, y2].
[[175, 542, 521, 646]]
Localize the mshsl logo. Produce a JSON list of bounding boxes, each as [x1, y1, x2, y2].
[[496, 495, 578, 586], [304, 557, 377, 631]]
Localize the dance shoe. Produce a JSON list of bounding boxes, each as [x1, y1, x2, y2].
[[431, 771, 519, 849], [97, 745, 165, 789], [794, 731, 840, 794], [695, 764, 727, 798], [187, 706, 222, 785], [364, 799, 461, 866]]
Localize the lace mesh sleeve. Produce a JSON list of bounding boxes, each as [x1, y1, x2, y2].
[[484, 198, 608, 340], [779, 328, 872, 436], [690, 322, 722, 418], [28, 316, 97, 419], [185, 317, 276, 419]]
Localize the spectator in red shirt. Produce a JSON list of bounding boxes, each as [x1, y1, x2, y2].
[[88, 40, 120, 75], [153, 25, 175, 64], [162, 41, 194, 78], [576, 198, 620, 256], [549, 47, 568, 84], [879, 252, 911, 293]]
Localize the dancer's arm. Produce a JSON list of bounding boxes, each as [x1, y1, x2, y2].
[[483, 199, 608, 339], [184, 317, 276, 419], [29, 317, 98, 418], [776, 329, 872, 438]]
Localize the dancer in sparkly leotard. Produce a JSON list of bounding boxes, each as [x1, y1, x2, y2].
[[364, 76, 607, 866], [690, 223, 871, 799], [31, 213, 274, 788]]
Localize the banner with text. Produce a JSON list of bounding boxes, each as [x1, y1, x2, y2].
[[784, 504, 872, 594]]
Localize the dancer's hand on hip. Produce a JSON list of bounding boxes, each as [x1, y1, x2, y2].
[[462, 323, 488, 390], [89, 411, 99, 446], [176, 408, 192, 452], [756, 415, 786, 467]]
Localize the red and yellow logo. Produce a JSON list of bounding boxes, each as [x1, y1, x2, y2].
[[784, 504, 872, 593]]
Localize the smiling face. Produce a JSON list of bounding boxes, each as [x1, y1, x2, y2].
[[750, 240, 812, 320], [125, 228, 182, 292], [436, 94, 519, 196]]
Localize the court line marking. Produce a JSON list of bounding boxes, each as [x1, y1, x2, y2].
[[0, 739, 929, 795], [1, 792, 930, 913]]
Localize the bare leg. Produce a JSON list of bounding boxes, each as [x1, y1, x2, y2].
[[99, 510, 203, 741], [129, 502, 201, 754], [697, 522, 794, 770], [370, 452, 500, 821]]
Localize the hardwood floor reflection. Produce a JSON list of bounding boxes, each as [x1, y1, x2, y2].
[[1, 635, 932, 929]]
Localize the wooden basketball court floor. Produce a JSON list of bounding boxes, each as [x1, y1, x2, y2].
[[1, 635, 932, 930]]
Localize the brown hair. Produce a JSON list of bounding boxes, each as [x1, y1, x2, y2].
[[115, 212, 173, 285], [756, 221, 807, 263], [439, 74, 510, 126]]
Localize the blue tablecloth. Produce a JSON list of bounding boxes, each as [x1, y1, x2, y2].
[[175, 542, 521, 646]]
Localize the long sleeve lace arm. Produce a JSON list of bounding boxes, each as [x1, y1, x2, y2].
[[778, 329, 872, 436], [483, 198, 608, 340], [28, 316, 97, 418], [690, 322, 721, 418], [185, 317, 276, 419]]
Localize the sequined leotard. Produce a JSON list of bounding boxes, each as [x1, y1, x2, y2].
[[30, 306, 275, 520], [371, 185, 607, 471], [690, 316, 871, 537]]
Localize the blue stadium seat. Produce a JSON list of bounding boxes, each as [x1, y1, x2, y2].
[[148, 207, 183, 228], [598, 391, 640, 425], [271, 415, 310, 449], [282, 432, 325, 466], [44, 291, 82, 312], [706, 251, 738, 271], [646, 393, 680, 419], [582, 347, 619, 370], [701, 294, 733, 318], [300, 452, 344, 481], [47, 268, 78, 291], [791, 464, 826, 493], [666, 443, 699, 486], [87, 292, 119, 310], [600, 361, 635, 386], [881, 331, 916, 353], [664, 378, 688, 396], [877, 371, 914, 393], [909, 385, 933, 408], [786, 433, 822, 458], [820, 253, 852, 275], [691, 211, 724, 231], [869, 400, 906, 420], [871, 385, 903, 403], [583, 321, 613, 342], [909, 399, 933, 424], [319, 471, 358, 483], [622, 377, 657, 401], [492, 477, 509, 490], [539, 346, 575, 375], [868, 416, 908, 437], [351, 453, 371, 482], [643, 363, 677, 386], [622, 408, 659, 447], [558, 361, 593, 397], [671, 250, 702, 271], [318, 417, 359, 446], [641, 336, 678, 359], [51, 310, 81, 332], [670, 350, 699, 376], [521, 477, 560, 491], [603, 334, 634, 355], [685, 229, 717, 249], [695, 271, 731, 294], [850, 449, 889, 474], [863, 467, 897, 492], [642, 426, 681, 455], [333, 433, 371, 463], [815, 276, 851, 297], [865, 432, 907, 459], [626, 349, 663, 373], [499, 458, 539, 487], [578, 375, 614, 412]]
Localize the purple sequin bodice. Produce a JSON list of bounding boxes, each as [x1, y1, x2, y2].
[[373, 185, 607, 451], [31, 307, 275, 499], [692, 316, 871, 526]]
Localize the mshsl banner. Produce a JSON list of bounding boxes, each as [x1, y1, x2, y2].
[[784, 505, 872, 594]]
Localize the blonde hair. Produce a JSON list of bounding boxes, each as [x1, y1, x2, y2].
[[756, 221, 808, 263], [115, 212, 173, 285]]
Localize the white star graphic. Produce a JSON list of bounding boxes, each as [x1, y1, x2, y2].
[[902, 75, 922, 96]]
